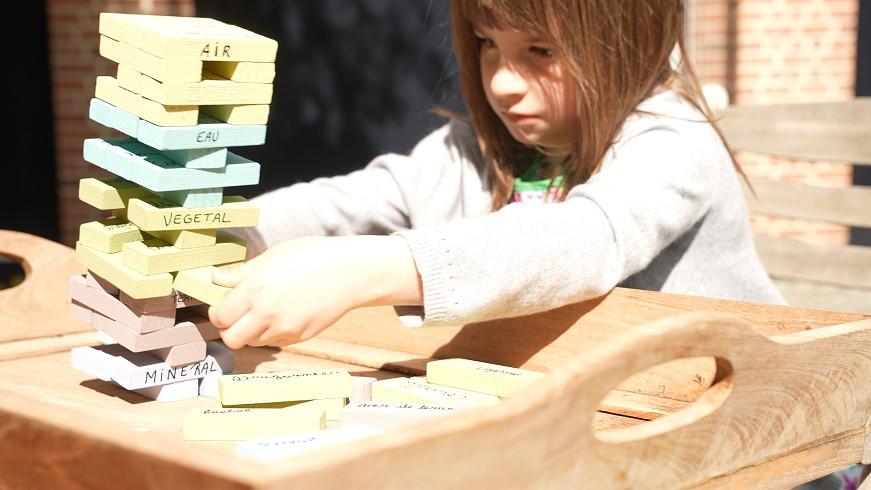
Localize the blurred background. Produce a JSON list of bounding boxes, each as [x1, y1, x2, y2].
[[4, 0, 869, 289]]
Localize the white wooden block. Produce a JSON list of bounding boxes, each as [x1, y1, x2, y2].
[[198, 341, 236, 397], [236, 425, 383, 462], [133, 378, 199, 402], [350, 376, 376, 403], [97, 331, 118, 345], [71, 345, 114, 382]]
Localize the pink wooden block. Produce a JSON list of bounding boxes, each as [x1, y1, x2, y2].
[[119, 289, 203, 314], [70, 300, 94, 325], [92, 310, 220, 352], [151, 339, 207, 367], [69, 274, 176, 333], [86, 271, 120, 296], [350, 376, 376, 403]]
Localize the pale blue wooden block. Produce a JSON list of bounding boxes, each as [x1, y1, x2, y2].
[[83, 138, 261, 192], [157, 188, 224, 208], [89, 98, 140, 137], [163, 147, 228, 169]]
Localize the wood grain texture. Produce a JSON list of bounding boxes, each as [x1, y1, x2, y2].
[[745, 176, 871, 228], [755, 236, 871, 290]]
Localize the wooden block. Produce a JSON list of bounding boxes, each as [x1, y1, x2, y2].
[[236, 425, 382, 462], [350, 376, 376, 403], [121, 232, 246, 275], [145, 228, 217, 250], [425, 358, 545, 397], [200, 104, 270, 125], [222, 398, 347, 422], [76, 242, 174, 299], [139, 71, 273, 105], [90, 97, 267, 150], [85, 271, 120, 296], [116, 64, 144, 94], [198, 341, 236, 397], [78, 218, 143, 254], [183, 405, 325, 441], [97, 331, 118, 345], [173, 265, 236, 306], [219, 369, 353, 406], [96, 76, 199, 127], [156, 188, 224, 208], [99, 13, 278, 62], [126, 196, 258, 231], [340, 401, 460, 431], [92, 310, 220, 353], [70, 345, 114, 382], [133, 378, 200, 402], [151, 339, 207, 367], [70, 300, 94, 325], [370, 377, 499, 408], [69, 274, 175, 333], [119, 289, 203, 314], [204, 60, 275, 83], [83, 138, 261, 192], [100, 35, 203, 83], [79, 177, 154, 211], [163, 148, 228, 169]]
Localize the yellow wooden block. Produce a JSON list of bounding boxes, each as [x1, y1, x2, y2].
[[121, 232, 246, 275], [200, 104, 270, 125], [146, 228, 217, 249], [96, 76, 199, 127], [370, 377, 500, 408], [116, 64, 144, 94], [139, 71, 273, 106], [203, 61, 275, 83], [79, 177, 154, 211], [99, 13, 278, 62], [79, 218, 144, 254], [221, 398, 347, 421], [219, 369, 353, 406], [100, 35, 202, 83], [182, 405, 325, 441], [425, 358, 546, 398], [173, 264, 235, 306], [75, 242, 174, 299], [126, 195, 258, 231]]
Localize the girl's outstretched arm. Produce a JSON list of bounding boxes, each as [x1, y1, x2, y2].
[[207, 235, 422, 349]]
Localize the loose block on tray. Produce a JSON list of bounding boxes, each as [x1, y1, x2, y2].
[[91, 310, 220, 352], [90, 98, 267, 150], [371, 377, 499, 408], [99, 13, 278, 62], [173, 265, 234, 306], [121, 232, 245, 275], [79, 177, 153, 211], [78, 218, 143, 254], [76, 242, 175, 299], [183, 405, 325, 441], [69, 274, 175, 332], [83, 138, 261, 192], [426, 358, 545, 397], [236, 425, 382, 462], [126, 196, 258, 231], [340, 401, 460, 431], [219, 369, 353, 406]]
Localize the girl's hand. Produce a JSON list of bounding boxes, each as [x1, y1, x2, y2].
[[208, 235, 422, 349]]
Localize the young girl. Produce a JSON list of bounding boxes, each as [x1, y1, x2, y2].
[[209, 0, 785, 349]]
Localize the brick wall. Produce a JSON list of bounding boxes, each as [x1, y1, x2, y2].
[[689, 0, 859, 245], [47, 0, 195, 246]]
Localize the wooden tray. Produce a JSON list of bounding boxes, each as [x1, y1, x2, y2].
[[1, 230, 869, 489]]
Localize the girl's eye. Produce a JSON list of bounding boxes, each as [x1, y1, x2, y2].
[[530, 46, 553, 57], [474, 35, 496, 49]]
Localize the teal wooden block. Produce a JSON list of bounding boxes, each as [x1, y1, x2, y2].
[[157, 188, 224, 208], [88, 97, 267, 150], [83, 138, 261, 192], [163, 147, 228, 169]]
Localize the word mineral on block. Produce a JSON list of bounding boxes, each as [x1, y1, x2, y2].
[[183, 406, 325, 441], [75, 243, 174, 299], [126, 196, 258, 231], [173, 265, 235, 306], [79, 218, 143, 254], [426, 358, 545, 398], [236, 425, 382, 462], [219, 369, 353, 406], [370, 377, 499, 408], [121, 232, 245, 275], [340, 401, 460, 431]]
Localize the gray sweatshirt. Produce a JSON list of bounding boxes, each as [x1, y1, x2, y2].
[[234, 90, 785, 327]]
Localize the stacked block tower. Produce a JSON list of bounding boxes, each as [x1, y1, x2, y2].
[[69, 13, 278, 402]]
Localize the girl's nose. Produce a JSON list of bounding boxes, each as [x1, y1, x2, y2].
[[489, 61, 529, 102]]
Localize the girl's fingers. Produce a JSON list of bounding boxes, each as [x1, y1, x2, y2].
[[219, 311, 267, 349], [212, 260, 251, 288], [210, 282, 254, 329]]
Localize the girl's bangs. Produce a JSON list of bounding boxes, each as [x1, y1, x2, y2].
[[456, 0, 549, 34]]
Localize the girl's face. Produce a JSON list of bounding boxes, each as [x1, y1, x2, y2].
[[474, 23, 577, 150]]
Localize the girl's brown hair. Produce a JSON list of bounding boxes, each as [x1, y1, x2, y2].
[[451, 0, 735, 209]]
